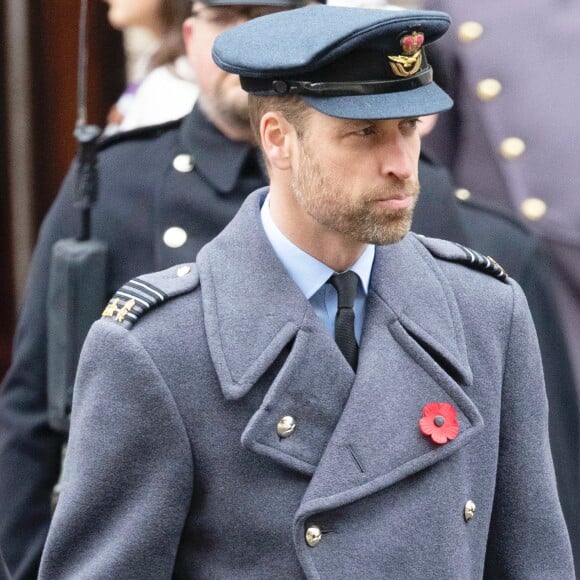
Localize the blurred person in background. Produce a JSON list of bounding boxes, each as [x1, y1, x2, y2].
[[420, 0, 580, 568], [103, 0, 198, 133]]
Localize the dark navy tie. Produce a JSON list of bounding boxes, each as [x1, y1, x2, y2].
[[329, 271, 359, 371]]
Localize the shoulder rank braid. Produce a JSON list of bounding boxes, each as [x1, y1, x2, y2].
[[102, 279, 168, 326], [453, 242, 508, 281], [101, 263, 199, 328], [417, 235, 508, 282]]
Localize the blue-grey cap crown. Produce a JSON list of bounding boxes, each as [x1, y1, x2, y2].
[[212, 5, 453, 119]]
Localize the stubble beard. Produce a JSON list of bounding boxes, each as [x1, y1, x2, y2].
[[291, 142, 420, 246], [210, 74, 252, 134]]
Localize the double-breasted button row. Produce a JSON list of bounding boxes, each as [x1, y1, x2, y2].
[[304, 499, 474, 550], [458, 20, 546, 223], [458, 23, 528, 160], [162, 154, 196, 249]]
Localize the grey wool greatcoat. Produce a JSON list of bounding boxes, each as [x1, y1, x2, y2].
[[39, 190, 574, 579]]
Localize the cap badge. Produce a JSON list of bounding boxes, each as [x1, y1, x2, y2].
[[388, 31, 424, 78]]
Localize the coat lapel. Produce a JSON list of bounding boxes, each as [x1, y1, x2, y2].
[[198, 192, 483, 493], [197, 189, 356, 475], [296, 234, 483, 518]]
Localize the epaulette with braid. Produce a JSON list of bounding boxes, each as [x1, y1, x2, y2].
[[416, 235, 509, 282], [101, 263, 199, 329]]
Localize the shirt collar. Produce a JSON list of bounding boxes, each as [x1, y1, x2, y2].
[[179, 103, 262, 193], [260, 194, 375, 299]]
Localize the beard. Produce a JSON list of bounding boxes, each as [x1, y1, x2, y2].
[[291, 140, 420, 246], [207, 74, 251, 134]]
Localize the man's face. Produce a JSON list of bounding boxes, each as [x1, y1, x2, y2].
[[185, 3, 288, 134], [290, 109, 421, 245]]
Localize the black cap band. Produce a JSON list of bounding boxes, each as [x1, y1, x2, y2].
[[241, 67, 433, 97]]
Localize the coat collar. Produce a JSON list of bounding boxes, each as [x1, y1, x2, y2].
[[197, 190, 482, 502], [198, 188, 472, 399], [197, 188, 312, 401], [179, 104, 261, 193]]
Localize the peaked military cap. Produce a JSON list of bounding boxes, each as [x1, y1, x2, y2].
[[212, 5, 452, 119]]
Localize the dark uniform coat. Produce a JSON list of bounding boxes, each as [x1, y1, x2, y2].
[[39, 190, 574, 579], [0, 106, 265, 579], [0, 101, 576, 577], [421, 0, 580, 448]]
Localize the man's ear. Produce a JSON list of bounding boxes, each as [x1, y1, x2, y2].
[[260, 112, 295, 171]]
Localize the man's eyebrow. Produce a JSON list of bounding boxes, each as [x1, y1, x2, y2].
[[340, 119, 374, 129]]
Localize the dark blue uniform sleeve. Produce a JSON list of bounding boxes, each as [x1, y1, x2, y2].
[[0, 162, 79, 579]]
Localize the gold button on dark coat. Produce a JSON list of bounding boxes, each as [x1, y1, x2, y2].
[[521, 197, 548, 221], [276, 416, 296, 438], [458, 21, 484, 43], [500, 137, 526, 160], [173, 153, 195, 173], [305, 525, 322, 547], [476, 78, 502, 101]]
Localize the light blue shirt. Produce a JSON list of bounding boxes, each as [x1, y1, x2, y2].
[[260, 195, 375, 342]]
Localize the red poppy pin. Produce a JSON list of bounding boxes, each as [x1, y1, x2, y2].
[[419, 402, 459, 445]]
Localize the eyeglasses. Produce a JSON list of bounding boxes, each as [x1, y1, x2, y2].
[[191, 5, 286, 28]]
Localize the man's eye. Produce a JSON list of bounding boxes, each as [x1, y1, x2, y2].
[[401, 118, 420, 132], [355, 126, 376, 137]]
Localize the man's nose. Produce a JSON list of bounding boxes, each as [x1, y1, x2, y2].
[[378, 138, 416, 181]]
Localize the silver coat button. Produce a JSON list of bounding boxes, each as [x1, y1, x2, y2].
[[176, 266, 191, 277], [277, 416, 296, 438], [305, 525, 322, 547], [163, 227, 188, 249], [464, 500, 476, 522], [173, 153, 195, 173]]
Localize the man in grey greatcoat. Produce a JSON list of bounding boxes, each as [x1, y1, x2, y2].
[[39, 6, 574, 578]]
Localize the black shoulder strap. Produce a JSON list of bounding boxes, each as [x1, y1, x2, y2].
[[417, 235, 508, 282], [101, 263, 199, 328]]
